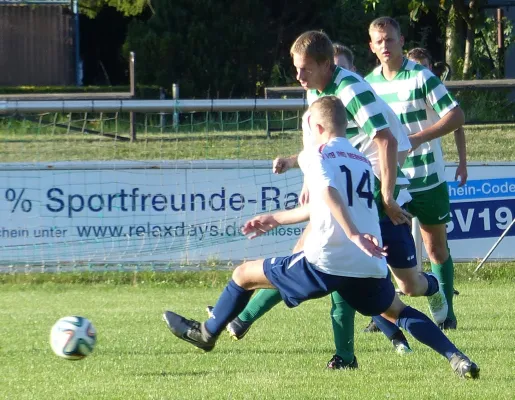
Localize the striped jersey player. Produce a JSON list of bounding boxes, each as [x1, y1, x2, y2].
[[302, 66, 413, 211], [366, 58, 457, 193]]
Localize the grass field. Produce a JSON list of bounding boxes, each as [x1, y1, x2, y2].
[[1, 271, 514, 400], [0, 113, 514, 162]]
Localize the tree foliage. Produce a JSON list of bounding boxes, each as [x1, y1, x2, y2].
[[123, 0, 379, 97], [86, 0, 509, 97], [80, 0, 149, 18]]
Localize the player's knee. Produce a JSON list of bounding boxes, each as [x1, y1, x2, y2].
[[232, 264, 251, 288], [426, 244, 449, 264]]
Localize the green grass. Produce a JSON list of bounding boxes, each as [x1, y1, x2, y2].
[[441, 124, 515, 163], [0, 113, 514, 162], [1, 273, 514, 399], [0, 115, 514, 397]]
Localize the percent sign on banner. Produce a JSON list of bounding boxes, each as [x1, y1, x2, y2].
[[5, 188, 32, 213]]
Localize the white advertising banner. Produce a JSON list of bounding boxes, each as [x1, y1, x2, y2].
[[0, 161, 304, 265], [0, 161, 513, 265]]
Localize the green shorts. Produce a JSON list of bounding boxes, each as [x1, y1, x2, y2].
[[405, 182, 451, 225]]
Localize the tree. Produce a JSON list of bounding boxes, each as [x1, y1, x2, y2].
[[79, 0, 149, 18], [123, 0, 376, 97]]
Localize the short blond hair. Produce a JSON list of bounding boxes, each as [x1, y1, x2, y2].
[[309, 96, 347, 135], [290, 31, 334, 64], [369, 16, 401, 35]]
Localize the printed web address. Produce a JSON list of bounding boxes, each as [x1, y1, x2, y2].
[[76, 222, 305, 240]]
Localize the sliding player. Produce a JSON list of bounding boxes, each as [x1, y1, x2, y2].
[[212, 31, 448, 368], [163, 96, 479, 379]]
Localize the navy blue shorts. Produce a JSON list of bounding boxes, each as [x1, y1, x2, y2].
[[263, 252, 395, 316], [380, 216, 417, 269]]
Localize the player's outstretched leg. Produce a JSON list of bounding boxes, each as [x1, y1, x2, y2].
[[164, 276, 255, 351], [206, 228, 310, 340], [218, 227, 312, 339], [163, 310, 217, 351], [384, 297, 479, 379], [205, 288, 282, 340]]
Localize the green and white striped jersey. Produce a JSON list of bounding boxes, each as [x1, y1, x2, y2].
[[366, 58, 459, 193], [303, 66, 411, 207]]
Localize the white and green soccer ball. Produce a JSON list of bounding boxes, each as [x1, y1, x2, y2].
[[50, 316, 96, 360]]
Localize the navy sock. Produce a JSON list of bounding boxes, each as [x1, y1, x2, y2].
[[204, 280, 254, 336], [423, 272, 439, 296], [372, 315, 402, 340], [396, 306, 458, 360]]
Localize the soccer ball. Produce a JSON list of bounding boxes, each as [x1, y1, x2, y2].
[[50, 316, 97, 360]]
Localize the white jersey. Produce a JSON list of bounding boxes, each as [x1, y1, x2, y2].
[[300, 137, 388, 278], [301, 109, 411, 208]]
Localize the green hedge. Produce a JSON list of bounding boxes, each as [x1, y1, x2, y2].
[[453, 89, 515, 123]]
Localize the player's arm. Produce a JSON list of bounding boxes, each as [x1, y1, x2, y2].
[[374, 128, 398, 204], [409, 107, 464, 151], [241, 204, 309, 239], [453, 126, 468, 186], [337, 82, 410, 225], [321, 186, 386, 258], [409, 70, 465, 151], [374, 128, 412, 225]]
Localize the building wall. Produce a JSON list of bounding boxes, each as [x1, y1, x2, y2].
[[0, 5, 75, 86]]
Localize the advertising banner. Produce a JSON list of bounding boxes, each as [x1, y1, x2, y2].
[[442, 164, 515, 261], [0, 161, 513, 265]]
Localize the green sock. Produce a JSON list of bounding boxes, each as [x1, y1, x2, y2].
[[237, 288, 282, 323], [431, 253, 456, 321], [331, 292, 355, 363]]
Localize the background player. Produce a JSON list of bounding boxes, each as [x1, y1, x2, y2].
[[406, 47, 468, 189], [366, 17, 466, 330]]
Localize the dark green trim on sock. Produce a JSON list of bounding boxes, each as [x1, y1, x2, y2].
[[431, 253, 456, 321], [238, 289, 282, 323], [331, 292, 356, 363]]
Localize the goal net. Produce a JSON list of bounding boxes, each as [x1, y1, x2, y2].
[[0, 106, 305, 272]]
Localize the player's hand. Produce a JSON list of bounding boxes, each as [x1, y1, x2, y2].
[[455, 162, 468, 187], [350, 233, 388, 259], [241, 214, 279, 239], [383, 198, 413, 226], [273, 157, 293, 174], [299, 184, 309, 205]]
